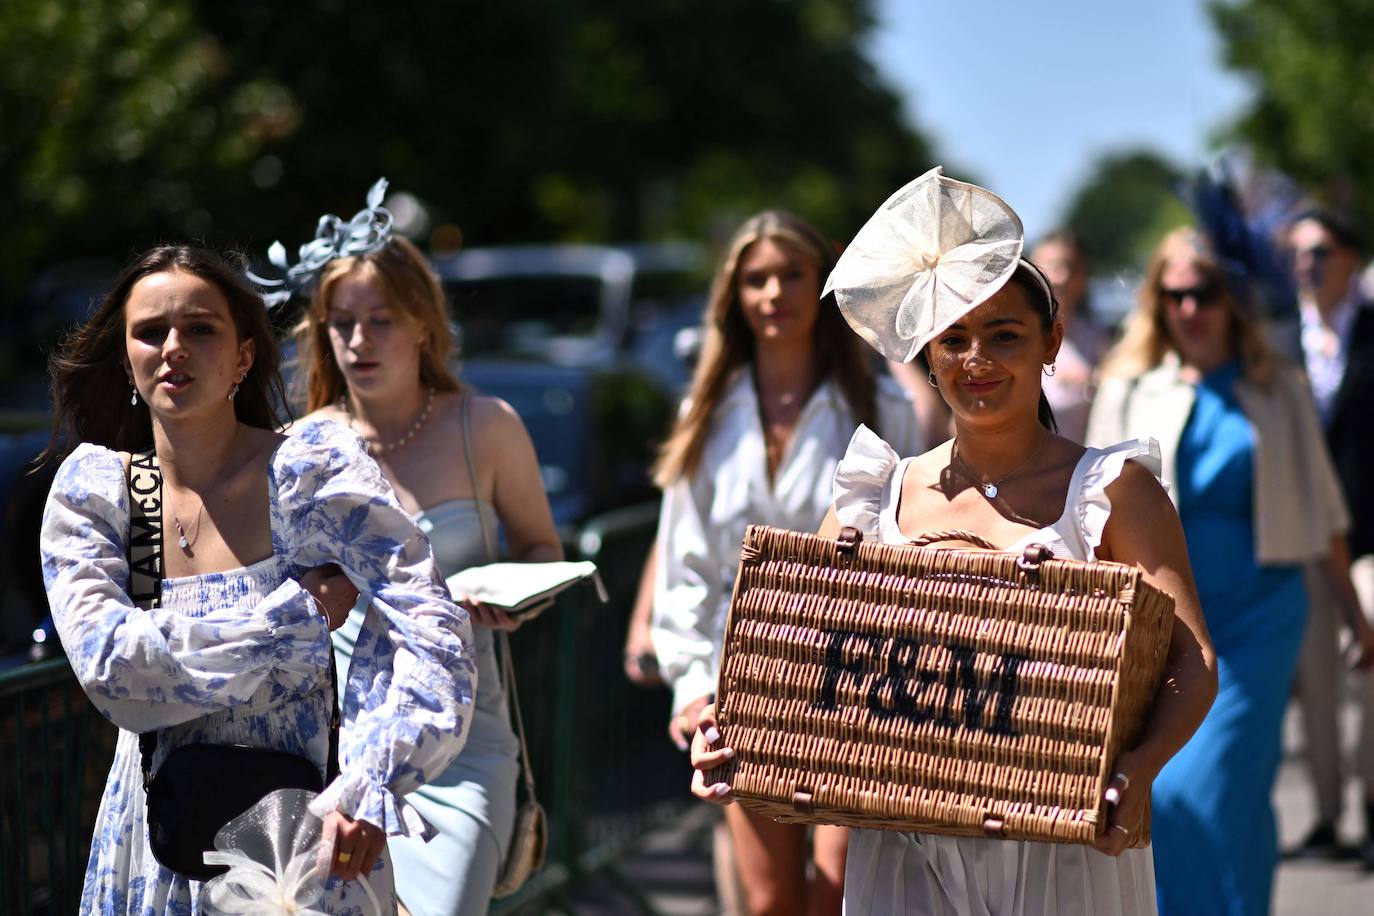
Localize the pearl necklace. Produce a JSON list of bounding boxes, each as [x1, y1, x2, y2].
[[951, 432, 1049, 500], [344, 387, 435, 455]]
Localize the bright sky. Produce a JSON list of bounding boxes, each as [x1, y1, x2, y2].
[[870, 0, 1255, 239]]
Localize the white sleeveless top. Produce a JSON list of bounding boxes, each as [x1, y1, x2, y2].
[[833, 425, 1162, 916], [835, 425, 1163, 560]]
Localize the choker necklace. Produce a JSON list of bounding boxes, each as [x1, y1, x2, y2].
[[172, 503, 204, 551], [344, 387, 435, 455], [952, 432, 1050, 500]]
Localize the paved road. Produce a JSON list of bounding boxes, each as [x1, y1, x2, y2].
[[548, 689, 1373, 915], [1273, 701, 1374, 914]]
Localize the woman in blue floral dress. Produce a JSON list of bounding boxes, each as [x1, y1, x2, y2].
[[38, 246, 476, 914]]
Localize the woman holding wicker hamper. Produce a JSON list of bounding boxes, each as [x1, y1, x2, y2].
[[1086, 227, 1374, 916], [652, 210, 922, 914], [690, 168, 1219, 915]]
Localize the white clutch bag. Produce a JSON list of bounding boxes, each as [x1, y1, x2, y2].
[[444, 561, 607, 618]]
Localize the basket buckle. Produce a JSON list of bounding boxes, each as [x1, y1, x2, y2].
[[1016, 543, 1052, 581], [836, 526, 862, 557]]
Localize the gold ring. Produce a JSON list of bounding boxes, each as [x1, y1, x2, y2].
[[337, 851, 353, 864], [1111, 772, 1131, 790], [1111, 824, 1130, 835]]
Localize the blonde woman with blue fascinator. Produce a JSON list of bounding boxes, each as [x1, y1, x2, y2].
[[651, 210, 924, 914], [266, 181, 562, 916], [1087, 227, 1374, 915], [688, 169, 1219, 915]]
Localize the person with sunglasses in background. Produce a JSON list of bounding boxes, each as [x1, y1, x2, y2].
[[1285, 210, 1374, 868], [1087, 227, 1374, 914]]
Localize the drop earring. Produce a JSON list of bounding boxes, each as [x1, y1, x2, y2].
[[129, 382, 139, 406], [1043, 363, 1057, 377], [227, 376, 243, 401]]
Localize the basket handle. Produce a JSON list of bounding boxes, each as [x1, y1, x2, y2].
[[908, 529, 998, 550]]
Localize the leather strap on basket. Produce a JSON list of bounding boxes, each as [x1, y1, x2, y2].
[[1017, 544, 1053, 583], [836, 526, 862, 555], [461, 395, 540, 805]]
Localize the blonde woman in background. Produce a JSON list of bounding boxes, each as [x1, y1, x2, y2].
[[652, 210, 921, 914], [279, 185, 561, 915], [1087, 227, 1374, 915]]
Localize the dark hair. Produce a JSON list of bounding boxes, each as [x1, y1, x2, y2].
[[1290, 208, 1363, 254], [41, 246, 289, 462], [1005, 261, 1060, 433]]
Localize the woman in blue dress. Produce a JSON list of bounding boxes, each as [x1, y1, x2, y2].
[[284, 190, 562, 914], [1088, 228, 1374, 915], [38, 245, 476, 913]]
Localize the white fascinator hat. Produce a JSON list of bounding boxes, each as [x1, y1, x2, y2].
[[823, 166, 1053, 363]]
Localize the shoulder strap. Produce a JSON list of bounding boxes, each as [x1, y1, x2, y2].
[[126, 450, 163, 788], [127, 450, 164, 610], [460, 396, 539, 801]]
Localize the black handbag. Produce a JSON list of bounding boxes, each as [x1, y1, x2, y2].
[[126, 449, 339, 881]]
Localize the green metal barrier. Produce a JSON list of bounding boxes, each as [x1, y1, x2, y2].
[[0, 501, 687, 913], [0, 657, 117, 915], [492, 501, 692, 914]]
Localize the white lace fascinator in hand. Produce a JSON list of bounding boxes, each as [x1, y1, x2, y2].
[[824, 166, 1044, 363], [200, 788, 383, 916]]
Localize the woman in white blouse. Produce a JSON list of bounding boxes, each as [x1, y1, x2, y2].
[[651, 210, 921, 914]]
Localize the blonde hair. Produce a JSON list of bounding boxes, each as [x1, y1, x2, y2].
[[1100, 227, 1278, 384], [652, 210, 876, 487], [296, 236, 462, 412]]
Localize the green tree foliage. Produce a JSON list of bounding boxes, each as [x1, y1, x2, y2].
[[1209, 0, 1374, 230], [1060, 149, 1191, 273], [0, 0, 935, 315], [0, 0, 290, 298]]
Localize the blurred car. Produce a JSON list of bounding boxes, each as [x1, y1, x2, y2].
[[432, 242, 705, 379], [461, 359, 672, 534]]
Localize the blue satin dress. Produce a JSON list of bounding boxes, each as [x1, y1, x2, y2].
[[1150, 362, 1306, 916]]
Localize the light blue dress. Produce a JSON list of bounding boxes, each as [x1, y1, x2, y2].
[[333, 499, 519, 916], [38, 420, 477, 914], [1150, 362, 1306, 916]]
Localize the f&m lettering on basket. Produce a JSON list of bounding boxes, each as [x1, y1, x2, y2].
[[715, 524, 1176, 846], [813, 629, 1027, 738]]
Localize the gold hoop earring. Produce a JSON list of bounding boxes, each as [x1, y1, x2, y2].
[[927, 371, 938, 388]]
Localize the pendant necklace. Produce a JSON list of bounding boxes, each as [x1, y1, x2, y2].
[[952, 432, 1050, 500], [171, 503, 204, 551], [343, 387, 435, 455]]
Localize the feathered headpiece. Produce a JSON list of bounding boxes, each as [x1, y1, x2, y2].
[[1181, 150, 1303, 321], [248, 178, 395, 308]]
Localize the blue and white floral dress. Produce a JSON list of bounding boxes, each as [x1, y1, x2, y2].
[[39, 420, 477, 914]]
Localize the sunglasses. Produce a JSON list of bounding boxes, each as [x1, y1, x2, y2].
[[1159, 284, 1221, 308]]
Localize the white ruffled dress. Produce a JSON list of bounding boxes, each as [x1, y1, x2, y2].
[[834, 426, 1162, 916]]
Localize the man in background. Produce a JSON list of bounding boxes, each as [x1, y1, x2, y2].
[[1288, 209, 1374, 867]]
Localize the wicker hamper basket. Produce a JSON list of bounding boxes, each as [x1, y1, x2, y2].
[[712, 524, 1175, 847]]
